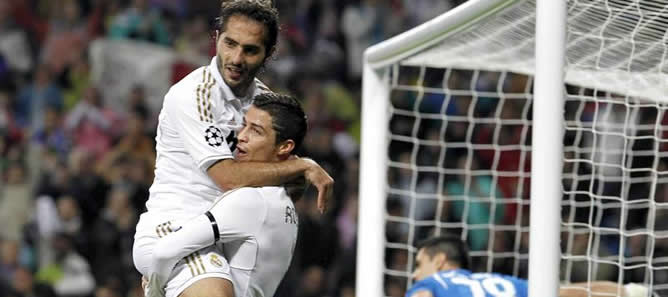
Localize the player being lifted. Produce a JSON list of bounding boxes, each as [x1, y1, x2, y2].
[[407, 235, 650, 297], [145, 92, 307, 297], [133, 1, 333, 297]]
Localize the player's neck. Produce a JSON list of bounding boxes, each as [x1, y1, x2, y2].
[[228, 78, 250, 98], [441, 263, 460, 272]]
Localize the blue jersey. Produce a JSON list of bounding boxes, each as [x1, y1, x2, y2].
[[405, 269, 528, 297]]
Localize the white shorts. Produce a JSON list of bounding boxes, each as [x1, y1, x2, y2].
[[133, 214, 232, 297]]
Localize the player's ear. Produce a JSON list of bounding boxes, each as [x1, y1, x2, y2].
[[434, 253, 447, 269], [277, 139, 295, 156]]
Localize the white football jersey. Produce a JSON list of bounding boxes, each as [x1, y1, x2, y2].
[[211, 187, 299, 297], [143, 57, 271, 222]]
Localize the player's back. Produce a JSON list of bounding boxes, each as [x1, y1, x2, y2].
[[218, 186, 298, 297], [406, 269, 528, 297]]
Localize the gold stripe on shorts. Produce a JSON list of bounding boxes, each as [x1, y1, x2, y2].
[[195, 251, 206, 273], [185, 254, 197, 276]]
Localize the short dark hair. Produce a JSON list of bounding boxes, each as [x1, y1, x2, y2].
[[417, 235, 470, 270], [217, 0, 279, 56], [252, 92, 307, 153]]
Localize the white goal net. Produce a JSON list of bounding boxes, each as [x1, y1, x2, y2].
[[358, 0, 668, 296]]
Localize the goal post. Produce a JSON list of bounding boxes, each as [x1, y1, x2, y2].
[[529, 1, 567, 297], [357, 1, 528, 296], [357, 58, 391, 297], [358, 0, 668, 296]]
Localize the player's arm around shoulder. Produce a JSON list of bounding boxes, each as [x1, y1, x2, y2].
[[207, 157, 333, 212], [206, 156, 314, 188]]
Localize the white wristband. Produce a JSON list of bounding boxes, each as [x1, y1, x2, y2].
[[624, 283, 648, 297]]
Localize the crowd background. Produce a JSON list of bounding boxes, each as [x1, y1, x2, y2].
[[3, 0, 666, 297]]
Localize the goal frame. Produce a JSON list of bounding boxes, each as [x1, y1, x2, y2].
[[356, 0, 565, 296]]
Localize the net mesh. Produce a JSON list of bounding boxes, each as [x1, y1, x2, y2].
[[379, 0, 668, 296]]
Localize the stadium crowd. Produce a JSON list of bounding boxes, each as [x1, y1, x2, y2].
[[0, 0, 461, 297]]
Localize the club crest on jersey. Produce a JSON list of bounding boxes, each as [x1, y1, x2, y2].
[[204, 126, 224, 147], [210, 254, 224, 267]]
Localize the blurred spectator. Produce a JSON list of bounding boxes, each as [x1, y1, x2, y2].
[[338, 285, 355, 297], [0, 239, 20, 284], [445, 156, 504, 251], [0, 0, 33, 76], [54, 196, 83, 241], [173, 15, 211, 66], [62, 55, 92, 111], [96, 106, 153, 210], [336, 191, 358, 252], [15, 64, 63, 132], [30, 105, 69, 159], [67, 149, 110, 226], [0, 134, 6, 176], [386, 281, 406, 297], [303, 126, 346, 202], [40, 0, 103, 76], [0, 161, 32, 241], [90, 186, 138, 291], [34, 151, 70, 199], [341, 0, 383, 80], [34, 194, 61, 268], [7, 266, 57, 297], [36, 232, 95, 297], [390, 151, 438, 223], [0, 91, 17, 136], [149, 0, 188, 18], [127, 85, 151, 121], [65, 86, 118, 159], [108, 0, 171, 45], [341, 0, 404, 81], [117, 107, 154, 167], [294, 191, 339, 271], [297, 265, 326, 297], [94, 285, 121, 297]]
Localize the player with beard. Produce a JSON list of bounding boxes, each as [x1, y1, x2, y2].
[[133, 2, 332, 297], [145, 93, 308, 297]]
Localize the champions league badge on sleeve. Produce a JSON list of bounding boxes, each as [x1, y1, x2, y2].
[[204, 126, 225, 147]]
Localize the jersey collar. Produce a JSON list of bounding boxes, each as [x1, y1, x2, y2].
[[439, 268, 472, 278], [209, 57, 257, 102]]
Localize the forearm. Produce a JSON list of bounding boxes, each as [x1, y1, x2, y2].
[[207, 158, 308, 190]]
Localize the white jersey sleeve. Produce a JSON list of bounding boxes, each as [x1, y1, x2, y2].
[[162, 70, 236, 171], [209, 188, 266, 241]]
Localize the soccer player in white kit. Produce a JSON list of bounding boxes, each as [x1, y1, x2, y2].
[[144, 93, 307, 297], [132, 1, 333, 297]]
